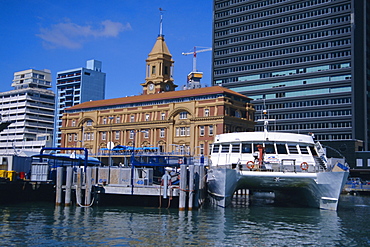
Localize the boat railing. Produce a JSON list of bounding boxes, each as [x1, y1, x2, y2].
[[212, 153, 326, 173], [236, 158, 322, 173]]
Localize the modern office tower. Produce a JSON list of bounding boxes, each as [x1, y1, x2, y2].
[[0, 69, 55, 154], [213, 0, 369, 159], [55, 60, 106, 147]]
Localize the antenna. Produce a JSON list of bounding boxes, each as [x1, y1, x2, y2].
[[159, 8, 165, 36], [257, 100, 275, 137]]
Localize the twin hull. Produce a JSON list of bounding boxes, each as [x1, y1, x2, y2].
[[207, 168, 349, 210]]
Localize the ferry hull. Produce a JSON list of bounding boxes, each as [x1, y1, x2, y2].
[[207, 168, 349, 210]]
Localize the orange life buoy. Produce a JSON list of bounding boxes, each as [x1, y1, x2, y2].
[[300, 162, 309, 170], [246, 161, 255, 169]]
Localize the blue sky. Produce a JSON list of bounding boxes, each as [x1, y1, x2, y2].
[[0, 0, 213, 99]]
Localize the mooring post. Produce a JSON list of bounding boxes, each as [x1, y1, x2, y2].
[[188, 165, 194, 210], [65, 166, 73, 206], [193, 165, 200, 209], [91, 167, 97, 185], [76, 168, 82, 206], [179, 164, 187, 211], [56, 167, 63, 206], [199, 164, 205, 205], [85, 167, 92, 206]]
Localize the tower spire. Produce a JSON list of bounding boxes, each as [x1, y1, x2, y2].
[[159, 8, 165, 37]]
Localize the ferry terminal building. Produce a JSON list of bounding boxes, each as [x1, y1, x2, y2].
[[60, 35, 255, 163]]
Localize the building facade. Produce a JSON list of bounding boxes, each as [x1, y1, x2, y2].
[[212, 0, 369, 164], [55, 60, 106, 147], [0, 69, 55, 154], [61, 86, 255, 158], [61, 35, 255, 159]]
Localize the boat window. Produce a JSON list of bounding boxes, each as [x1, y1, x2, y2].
[[265, 144, 276, 154], [212, 144, 220, 153], [231, 144, 240, 153], [241, 143, 252, 153], [299, 145, 310, 154], [309, 146, 318, 156], [276, 144, 288, 154], [253, 143, 263, 152], [221, 144, 230, 153], [288, 145, 299, 154]]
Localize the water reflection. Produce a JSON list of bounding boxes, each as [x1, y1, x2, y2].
[[0, 195, 369, 246]]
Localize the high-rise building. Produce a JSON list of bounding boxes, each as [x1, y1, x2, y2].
[[55, 60, 106, 147], [213, 0, 369, 163], [0, 69, 55, 154]]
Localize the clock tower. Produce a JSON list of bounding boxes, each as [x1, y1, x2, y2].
[[141, 34, 177, 95]]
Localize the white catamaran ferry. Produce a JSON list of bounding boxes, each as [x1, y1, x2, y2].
[[207, 121, 349, 210]]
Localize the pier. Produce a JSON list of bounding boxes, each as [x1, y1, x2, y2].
[[53, 155, 207, 210], [343, 182, 370, 195]]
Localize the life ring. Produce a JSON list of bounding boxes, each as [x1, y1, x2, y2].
[[300, 162, 309, 170], [178, 158, 183, 164], [246, 161, 255, 169]]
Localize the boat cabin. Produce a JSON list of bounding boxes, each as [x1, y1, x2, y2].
[[210, 132, 326, 172]]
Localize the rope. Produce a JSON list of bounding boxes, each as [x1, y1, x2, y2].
[[158, 184, 162, 208], [75, 186, 95, 207], [167, 187, 172, 209], [178, 188, 194, 192], [158, 177, 173, 208]]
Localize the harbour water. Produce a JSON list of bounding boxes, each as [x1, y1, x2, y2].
[[0, 195, 369, 246]]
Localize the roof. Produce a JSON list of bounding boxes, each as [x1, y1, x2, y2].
[[149, 35, 171, 57], [66, 86, 252, 111], [215, 131, 315, 144]]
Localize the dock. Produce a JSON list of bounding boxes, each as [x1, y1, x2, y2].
[[52, 155, 207, 210], [0, 147, 208, 209], [343, 183, 370, 195]]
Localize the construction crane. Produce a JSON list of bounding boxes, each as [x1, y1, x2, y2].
[[182, 46, 212, 89], [182, 46, 212, 72]]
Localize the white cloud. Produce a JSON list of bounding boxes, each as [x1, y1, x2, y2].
[[37, 19, 131, 49]]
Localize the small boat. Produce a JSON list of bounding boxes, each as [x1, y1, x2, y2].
[[207, 119, 349, 210]]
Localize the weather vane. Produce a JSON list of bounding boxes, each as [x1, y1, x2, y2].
[[159, 8, 166, 36]]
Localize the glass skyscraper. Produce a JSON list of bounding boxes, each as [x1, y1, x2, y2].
[[55, 60, 106, 147], [213, 0, 370, 159]]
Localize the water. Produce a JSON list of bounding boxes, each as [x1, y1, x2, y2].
[[0, 195, 369, 246]]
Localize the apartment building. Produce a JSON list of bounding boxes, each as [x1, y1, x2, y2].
[[0, 69, 55, 154]]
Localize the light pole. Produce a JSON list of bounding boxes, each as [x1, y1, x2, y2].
[[108, 116, 114, 166]]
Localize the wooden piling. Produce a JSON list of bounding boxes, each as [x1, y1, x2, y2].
[[199, 164, 205, 206], [85, 167, 92, 206], [179, 164, 187, 211], [193, 165, 200, 209], [65, 166, 73, 206], [188, 165, 194, 210], [162, 171, 169, 199], [55, 167, 63, 206], [76, 168, 82, 206]]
